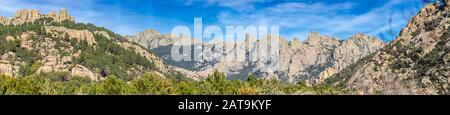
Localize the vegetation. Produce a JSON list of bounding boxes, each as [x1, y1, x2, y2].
[[0, 71, 347, 95], [0, 22, 41, 64]]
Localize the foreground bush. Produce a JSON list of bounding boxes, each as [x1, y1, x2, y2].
[[0, 71, 347, 95]]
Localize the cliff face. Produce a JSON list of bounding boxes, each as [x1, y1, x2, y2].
[[0, 9, 169, 81], [329, 1, 450, 95], [127, 30, 385, 84]]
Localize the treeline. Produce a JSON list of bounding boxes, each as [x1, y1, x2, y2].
[[0, 71, 347, 95]]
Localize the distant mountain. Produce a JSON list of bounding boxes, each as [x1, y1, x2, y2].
[[126, 30, 385, 84], [0, 9, 170, 81], [328, 1, 450, 95]]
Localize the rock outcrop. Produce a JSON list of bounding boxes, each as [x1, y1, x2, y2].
[[5, 36, 15, 41], [329, 1, 450, 95], [48, 9, 75, 22], [45, 26, 97, 47], [71, 65, 99, 81]]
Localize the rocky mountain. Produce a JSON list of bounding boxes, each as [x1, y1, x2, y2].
[[127, 29, 385, 84], [328, 1, 450, 95], [0, 9, 170, 81]]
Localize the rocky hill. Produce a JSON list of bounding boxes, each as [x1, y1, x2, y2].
[[0, 9, 170, 81], [127, 30, 385, 84], [328, 1, 450, 95]]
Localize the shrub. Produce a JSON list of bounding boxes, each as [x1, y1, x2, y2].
[[131, 73, 174, 95]]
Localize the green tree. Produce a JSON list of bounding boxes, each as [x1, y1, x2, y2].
[[98, 75, 127, 95], [132, 73, 174, 95]]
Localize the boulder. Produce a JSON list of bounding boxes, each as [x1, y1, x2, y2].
[[0, 64, 14, 77], [6, 36, 14, 41], [71, 65, 99, 81]]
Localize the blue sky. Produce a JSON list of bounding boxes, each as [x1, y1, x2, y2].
[[0, 0, 427, 41]]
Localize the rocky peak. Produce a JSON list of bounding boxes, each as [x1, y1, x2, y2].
[[14, 9, 41, 21], [290, 37, 302, 47], [0, 8, 74, 25], [129, 29, 159, 40], [347, 33, 385, 49], [141, 29, 161, 36], [54, 8, 74, 22]]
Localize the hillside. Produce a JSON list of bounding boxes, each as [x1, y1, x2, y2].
[[328, 1, 450, 95]]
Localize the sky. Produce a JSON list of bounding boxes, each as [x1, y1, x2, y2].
[[0, 0, 427, 41]]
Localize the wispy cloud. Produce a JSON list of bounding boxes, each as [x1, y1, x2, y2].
[[183, 0, 270, 11], [215, 0, 422, 41]]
